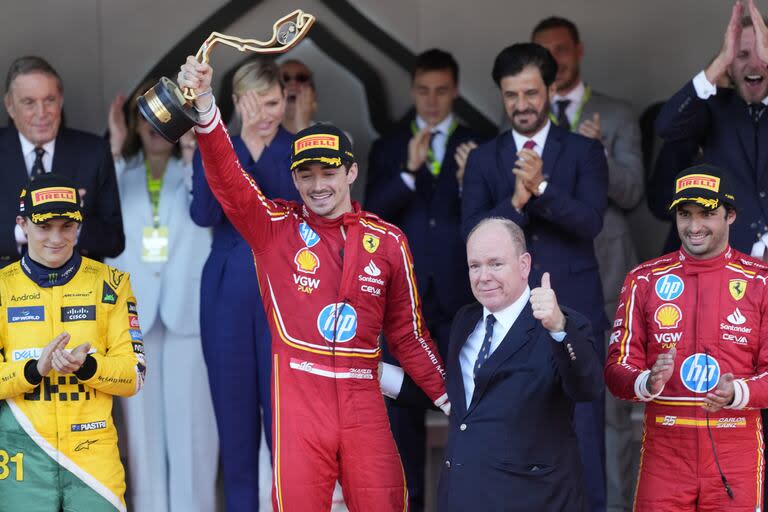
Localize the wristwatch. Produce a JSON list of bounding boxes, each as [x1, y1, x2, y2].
[[537, 180, 548, 196]]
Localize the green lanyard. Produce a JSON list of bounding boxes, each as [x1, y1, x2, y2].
[[144, 161, 164, 228], [410, 118, 458, 176], [548, 84, 592, 132]]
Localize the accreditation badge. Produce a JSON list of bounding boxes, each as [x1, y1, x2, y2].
[[142, 226, 169, 262]]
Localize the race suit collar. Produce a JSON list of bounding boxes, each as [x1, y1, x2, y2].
[[678, 246, 732, 274], [302, 200, 364, 228], [21, 251, 82, 288]]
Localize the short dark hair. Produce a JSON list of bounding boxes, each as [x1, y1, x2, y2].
[[531, 16, 581, 44], [412, 49, 459, 84], [491, 43, 557, 87], [5, 56, 62, 95]]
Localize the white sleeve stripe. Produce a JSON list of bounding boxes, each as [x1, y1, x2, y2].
[[194, 107, 221, 134], [634, 370, 664, 402], [726, 379, 749, 410]]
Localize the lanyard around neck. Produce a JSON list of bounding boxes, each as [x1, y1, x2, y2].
[[144, 160, 164, 228], [410, 118, 458, 176], [549, 84, 592, 132]]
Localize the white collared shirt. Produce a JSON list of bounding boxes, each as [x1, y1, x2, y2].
[[692, 70, 768, 105], [400, 113, 455, 191], [511, 120, 551, 157], [415, 113, 454, 166], [18, 132, 55, 176], [552, 81, 586, 125], [459, 287, 531, 406]]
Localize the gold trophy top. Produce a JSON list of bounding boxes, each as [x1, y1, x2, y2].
[[183, 9, 315, 101]]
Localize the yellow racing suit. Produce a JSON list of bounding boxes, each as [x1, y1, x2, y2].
[[0, 253, 145, 512]]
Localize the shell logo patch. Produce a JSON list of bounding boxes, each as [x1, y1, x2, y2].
[[363, 234, 380, 254], [654, 303, 682, 329], [295, 248, 320, 274], [729, 279, 747, 301]]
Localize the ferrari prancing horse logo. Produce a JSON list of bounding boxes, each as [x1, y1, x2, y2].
[[729, 279, 747, 301], [363, 234, 380, 254]]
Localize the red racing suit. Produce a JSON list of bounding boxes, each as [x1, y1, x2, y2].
[[605, 247, 768, 512], [195, 109, 448, 511]]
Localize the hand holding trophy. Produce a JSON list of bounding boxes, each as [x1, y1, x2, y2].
[[138, 9, 315, 142]]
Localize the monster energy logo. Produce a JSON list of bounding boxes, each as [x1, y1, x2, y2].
[[48, 273, 58, 284]]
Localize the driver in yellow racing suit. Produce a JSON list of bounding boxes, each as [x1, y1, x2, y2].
[[0, 174, 145, 512]]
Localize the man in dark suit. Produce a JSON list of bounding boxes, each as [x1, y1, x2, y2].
[[656, 1, 768, 257], [365, 48, 479, 511], [380, 217, 602, 511], [461, 42, 609, 511], [0, 56, 124, 265]]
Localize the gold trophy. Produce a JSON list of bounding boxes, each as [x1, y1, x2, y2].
[[138, 9, 315, 142]]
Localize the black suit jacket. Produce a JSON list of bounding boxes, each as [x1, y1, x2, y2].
[[0, 125, 125, 264], [655, 80, 768, 253], [365, 119, 479, 332], [461, 124, 609, 335], [398, 303, 602, 511]]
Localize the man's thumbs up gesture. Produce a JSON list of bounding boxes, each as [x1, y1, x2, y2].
[[530, 272, 566, 332]]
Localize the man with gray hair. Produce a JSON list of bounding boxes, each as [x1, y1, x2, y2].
[[381, 216, 603, 510], [0, 56, 124, 266]]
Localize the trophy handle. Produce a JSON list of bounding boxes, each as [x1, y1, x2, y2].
[[181, 8, 315, 101]]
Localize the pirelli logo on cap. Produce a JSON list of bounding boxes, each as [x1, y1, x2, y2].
[[294, 134, 339, 154], [31, 187, 77, 206], [675, 174, 720, 193]]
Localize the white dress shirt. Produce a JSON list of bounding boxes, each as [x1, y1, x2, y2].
[[18, 132, 55, 176], [15, 133, 57, 246], [511, 120, 551, 157], [401, 113, 455, 190], [459, 286, 531, 406], [379, 286, 566, 409], [552, 81, 586, 125]]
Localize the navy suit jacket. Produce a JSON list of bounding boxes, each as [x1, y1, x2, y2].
[[655, 80, 768, 253], [461, 124, 609, 334], [398, 303, 601, 511], [365, 120, 479, 332], [0, 125, 124, 264]]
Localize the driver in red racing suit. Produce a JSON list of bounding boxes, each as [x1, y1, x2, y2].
[[178, 58, 448, 511], [605, 164, 768, 511]]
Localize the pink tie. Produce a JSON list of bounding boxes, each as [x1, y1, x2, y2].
[[523, 140, 536, 150]]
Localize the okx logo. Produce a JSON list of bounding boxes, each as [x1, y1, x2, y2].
[[679, 353, 720, 393], [317, 303, 357, 343]]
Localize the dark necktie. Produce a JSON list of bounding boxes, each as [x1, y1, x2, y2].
[[523, 139, 536, 151], [31, 147, 46, 177], [749, 103, 766, 124], [473, 314, 496, 378], [749, 103, 765, 180], [555, 99, 571, 129]]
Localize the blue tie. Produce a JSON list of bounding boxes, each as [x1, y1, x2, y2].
[[473, 314, 496, 378]]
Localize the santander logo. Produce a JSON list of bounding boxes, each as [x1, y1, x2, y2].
[[727, 308, 746, 325], [364, 260, 381, 277]]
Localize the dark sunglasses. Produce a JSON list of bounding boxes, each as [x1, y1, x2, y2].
[[283, 73, 312, 84]]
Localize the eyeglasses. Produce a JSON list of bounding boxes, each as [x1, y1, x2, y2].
[[282, 73, 312, 84]]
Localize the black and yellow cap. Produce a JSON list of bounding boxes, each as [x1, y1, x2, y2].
[[290, 123, 354, 171], [19, 173, 83, 224], [669, 164, 736, 211]]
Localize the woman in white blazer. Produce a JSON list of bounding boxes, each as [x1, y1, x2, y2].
[[106, 81, 217, 512]]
